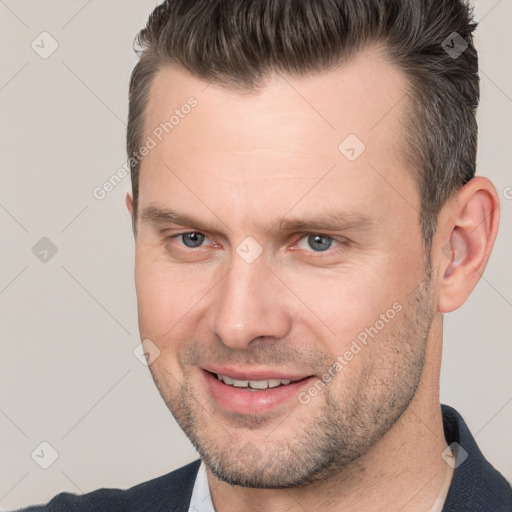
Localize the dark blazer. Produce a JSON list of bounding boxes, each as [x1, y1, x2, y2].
[[14, 405, 512, 511]]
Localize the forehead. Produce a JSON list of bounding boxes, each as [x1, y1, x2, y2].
[[138, 46, 418, 231], [144, 46, 409, 146]]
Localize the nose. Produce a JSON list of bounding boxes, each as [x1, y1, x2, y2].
[[208, 254, 293, 350]]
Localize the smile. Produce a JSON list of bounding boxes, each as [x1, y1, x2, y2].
[[202, 369, 314, 415], [215, 373, 298, 390]]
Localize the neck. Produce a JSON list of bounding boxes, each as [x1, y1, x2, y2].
[[207, 319, 453, 512]]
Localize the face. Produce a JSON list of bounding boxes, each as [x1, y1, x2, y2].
[[132, 47, 435, 488]]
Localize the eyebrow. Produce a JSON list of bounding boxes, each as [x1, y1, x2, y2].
[[140, 205, 375, 235]]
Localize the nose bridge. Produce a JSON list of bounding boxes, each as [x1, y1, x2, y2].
[[210, 252, 292, 349]]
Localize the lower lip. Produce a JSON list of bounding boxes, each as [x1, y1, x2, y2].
[[202, 370, 314, 416]]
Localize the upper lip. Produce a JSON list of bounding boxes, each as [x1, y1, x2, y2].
[[202, 365, 311, 382]]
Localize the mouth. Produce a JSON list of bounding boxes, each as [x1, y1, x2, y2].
[[201, 368, 315, 415]]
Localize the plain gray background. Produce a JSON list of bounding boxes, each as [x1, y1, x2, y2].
[[0, 0, 511, 509]]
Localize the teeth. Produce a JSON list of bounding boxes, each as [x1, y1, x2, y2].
[[222, 375, 234, 385], [217, 374, 295, 389], [249, 380, 268, 389]]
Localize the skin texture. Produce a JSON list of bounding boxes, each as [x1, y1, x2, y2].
[[126, 46, 500, 511]]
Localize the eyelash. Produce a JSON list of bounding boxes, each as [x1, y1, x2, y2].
[[166, 231, 345, 255]]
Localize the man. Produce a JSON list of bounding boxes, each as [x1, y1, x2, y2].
[[17, 0, 511, 510]]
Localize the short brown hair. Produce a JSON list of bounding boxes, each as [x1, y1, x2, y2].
[[127, 0, 479, 248]]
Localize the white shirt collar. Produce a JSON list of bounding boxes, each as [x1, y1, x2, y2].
[[188, 461, 216, 512], [188, 459, 449, 511]]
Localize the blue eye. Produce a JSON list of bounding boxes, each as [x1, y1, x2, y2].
[[180, 232, 206, 248], [297, 234, 336, 252]]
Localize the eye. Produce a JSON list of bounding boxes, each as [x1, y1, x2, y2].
[[175, 232, 207, 248], [296, 234, 339, 252]]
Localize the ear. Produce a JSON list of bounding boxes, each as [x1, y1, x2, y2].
[[126, 192, 134, 216], [125, 193, 136, 236], [436, 177, 500, 313]]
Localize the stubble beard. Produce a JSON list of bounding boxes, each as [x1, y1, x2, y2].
[[150, 269, 434, 489]]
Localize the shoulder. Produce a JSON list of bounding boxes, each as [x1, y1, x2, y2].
[[14, 459, 201, 512], [441, 404, 512, 511]]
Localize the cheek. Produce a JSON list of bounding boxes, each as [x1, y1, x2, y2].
[[135, 265, 191, 375], [134, 249, 206, 341], [279, 260, 413, 356]]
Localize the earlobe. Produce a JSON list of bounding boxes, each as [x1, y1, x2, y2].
[[438, 177, 500, 313]]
